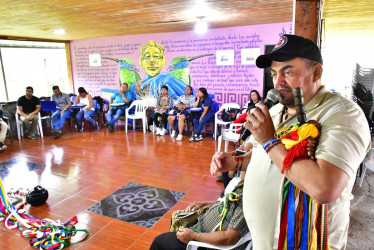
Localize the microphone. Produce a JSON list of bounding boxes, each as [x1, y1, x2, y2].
[[292, 87, 306, 125], [263, 89, 280, 109], [239, 89, 280, 142]]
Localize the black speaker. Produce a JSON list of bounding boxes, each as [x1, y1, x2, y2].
[[26, 186, 48, 206]]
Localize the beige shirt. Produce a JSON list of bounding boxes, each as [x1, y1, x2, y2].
[[243, 86, 371, 250]]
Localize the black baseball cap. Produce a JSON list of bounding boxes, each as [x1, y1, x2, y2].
[[256, 34, 323, 68]]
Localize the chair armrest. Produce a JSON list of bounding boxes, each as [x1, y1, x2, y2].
[[222, 123, 243, 132], [187, 231, 252, 250], [229, 123, 243, 129]]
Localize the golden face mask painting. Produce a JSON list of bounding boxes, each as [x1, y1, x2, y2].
[[139, 40, 166, 77]]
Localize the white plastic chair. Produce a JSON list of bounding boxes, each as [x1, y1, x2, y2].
[[40, 100, 58, 129], [217, 123, 243, 152], [15, 112, 43, 140], [187, 232, 252, 250], [214, 103, 240, 140], [125, 100, 148, 133]]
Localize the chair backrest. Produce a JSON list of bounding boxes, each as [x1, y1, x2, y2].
[[212, 101, 219, 112], [128, 100, 148, 115], [217, 103, 241, 114], [208, 93, 215, 100], [70, 95, 77, 103], [92, 99, 99, 110], [40, 101, 58, 111], [92, 100, 98, 115], [206, 101, 219, 124]]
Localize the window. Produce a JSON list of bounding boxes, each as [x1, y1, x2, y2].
[[0, 40, 71, 101]]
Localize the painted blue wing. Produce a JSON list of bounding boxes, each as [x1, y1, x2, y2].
[[139, 73, 187, 99]]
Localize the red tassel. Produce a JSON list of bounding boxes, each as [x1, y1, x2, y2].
[[278, 196, 289, 250], [282, 140, 308, 173]]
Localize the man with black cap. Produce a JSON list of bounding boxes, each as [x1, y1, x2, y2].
[[210, 34, 371, 249]]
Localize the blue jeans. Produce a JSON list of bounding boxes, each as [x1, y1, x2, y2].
[[107, 108, 125, 127], [75, 110, 95, 126], [192, 112, 215, 135], [52, 109, 72, 130]]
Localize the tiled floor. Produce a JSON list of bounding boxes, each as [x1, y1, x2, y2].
[[87, 182, 185, 228], [0, 127, 223, 249]]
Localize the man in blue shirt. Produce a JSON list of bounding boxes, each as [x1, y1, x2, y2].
[[51, 86, 72, 137], [106, 83, 133, 132]]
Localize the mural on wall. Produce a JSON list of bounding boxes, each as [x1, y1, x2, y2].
[[70, 22, 292, 107], [102, 40, 213, 100]]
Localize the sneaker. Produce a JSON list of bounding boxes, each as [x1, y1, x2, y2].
[[195, 134, 203, 141], [52, 129, 62, 136], [156, 127, 161, 135], [94, 122, 99, 131], [77, 122, 84, 132], [171, 130, 176, 137], [28, 135, 37, 140], [189, 134, 197, 142], [160, 128, 168, 136], [107, 124, 114, 132], [0, 142, 6, 151], [216, 175, 223, 182], [176, 134, 183, 141], [31, 132, 40, 138]]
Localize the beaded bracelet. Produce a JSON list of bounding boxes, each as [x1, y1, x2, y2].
[[263, 138, 281, 152], [265, 140, 282, 153]]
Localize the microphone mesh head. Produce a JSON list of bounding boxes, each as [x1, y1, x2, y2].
[[266, 89, 280, 105]]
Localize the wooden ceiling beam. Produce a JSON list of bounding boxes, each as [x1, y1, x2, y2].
[[294, 0, 320, 43]]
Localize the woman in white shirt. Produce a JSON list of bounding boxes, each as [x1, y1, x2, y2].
[[167, 86, 195, 141], [74, 87, 98, 132]]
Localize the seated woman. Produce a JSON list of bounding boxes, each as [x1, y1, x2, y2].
[[150, 180, 249, 250], [74, 87, 98, 132], [167, 86, 195, 141], [190, 87, 215, 142], [244, 90, 261, 110], [234, 90, 262, 127], [154, 85, 173, 135]]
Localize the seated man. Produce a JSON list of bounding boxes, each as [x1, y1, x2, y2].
[[51, 85, 72, 136], [0, 109, 8, 151], [150, 180, 249, 250], [16, 86, 41, 139], [106, 83, 132, 132]]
